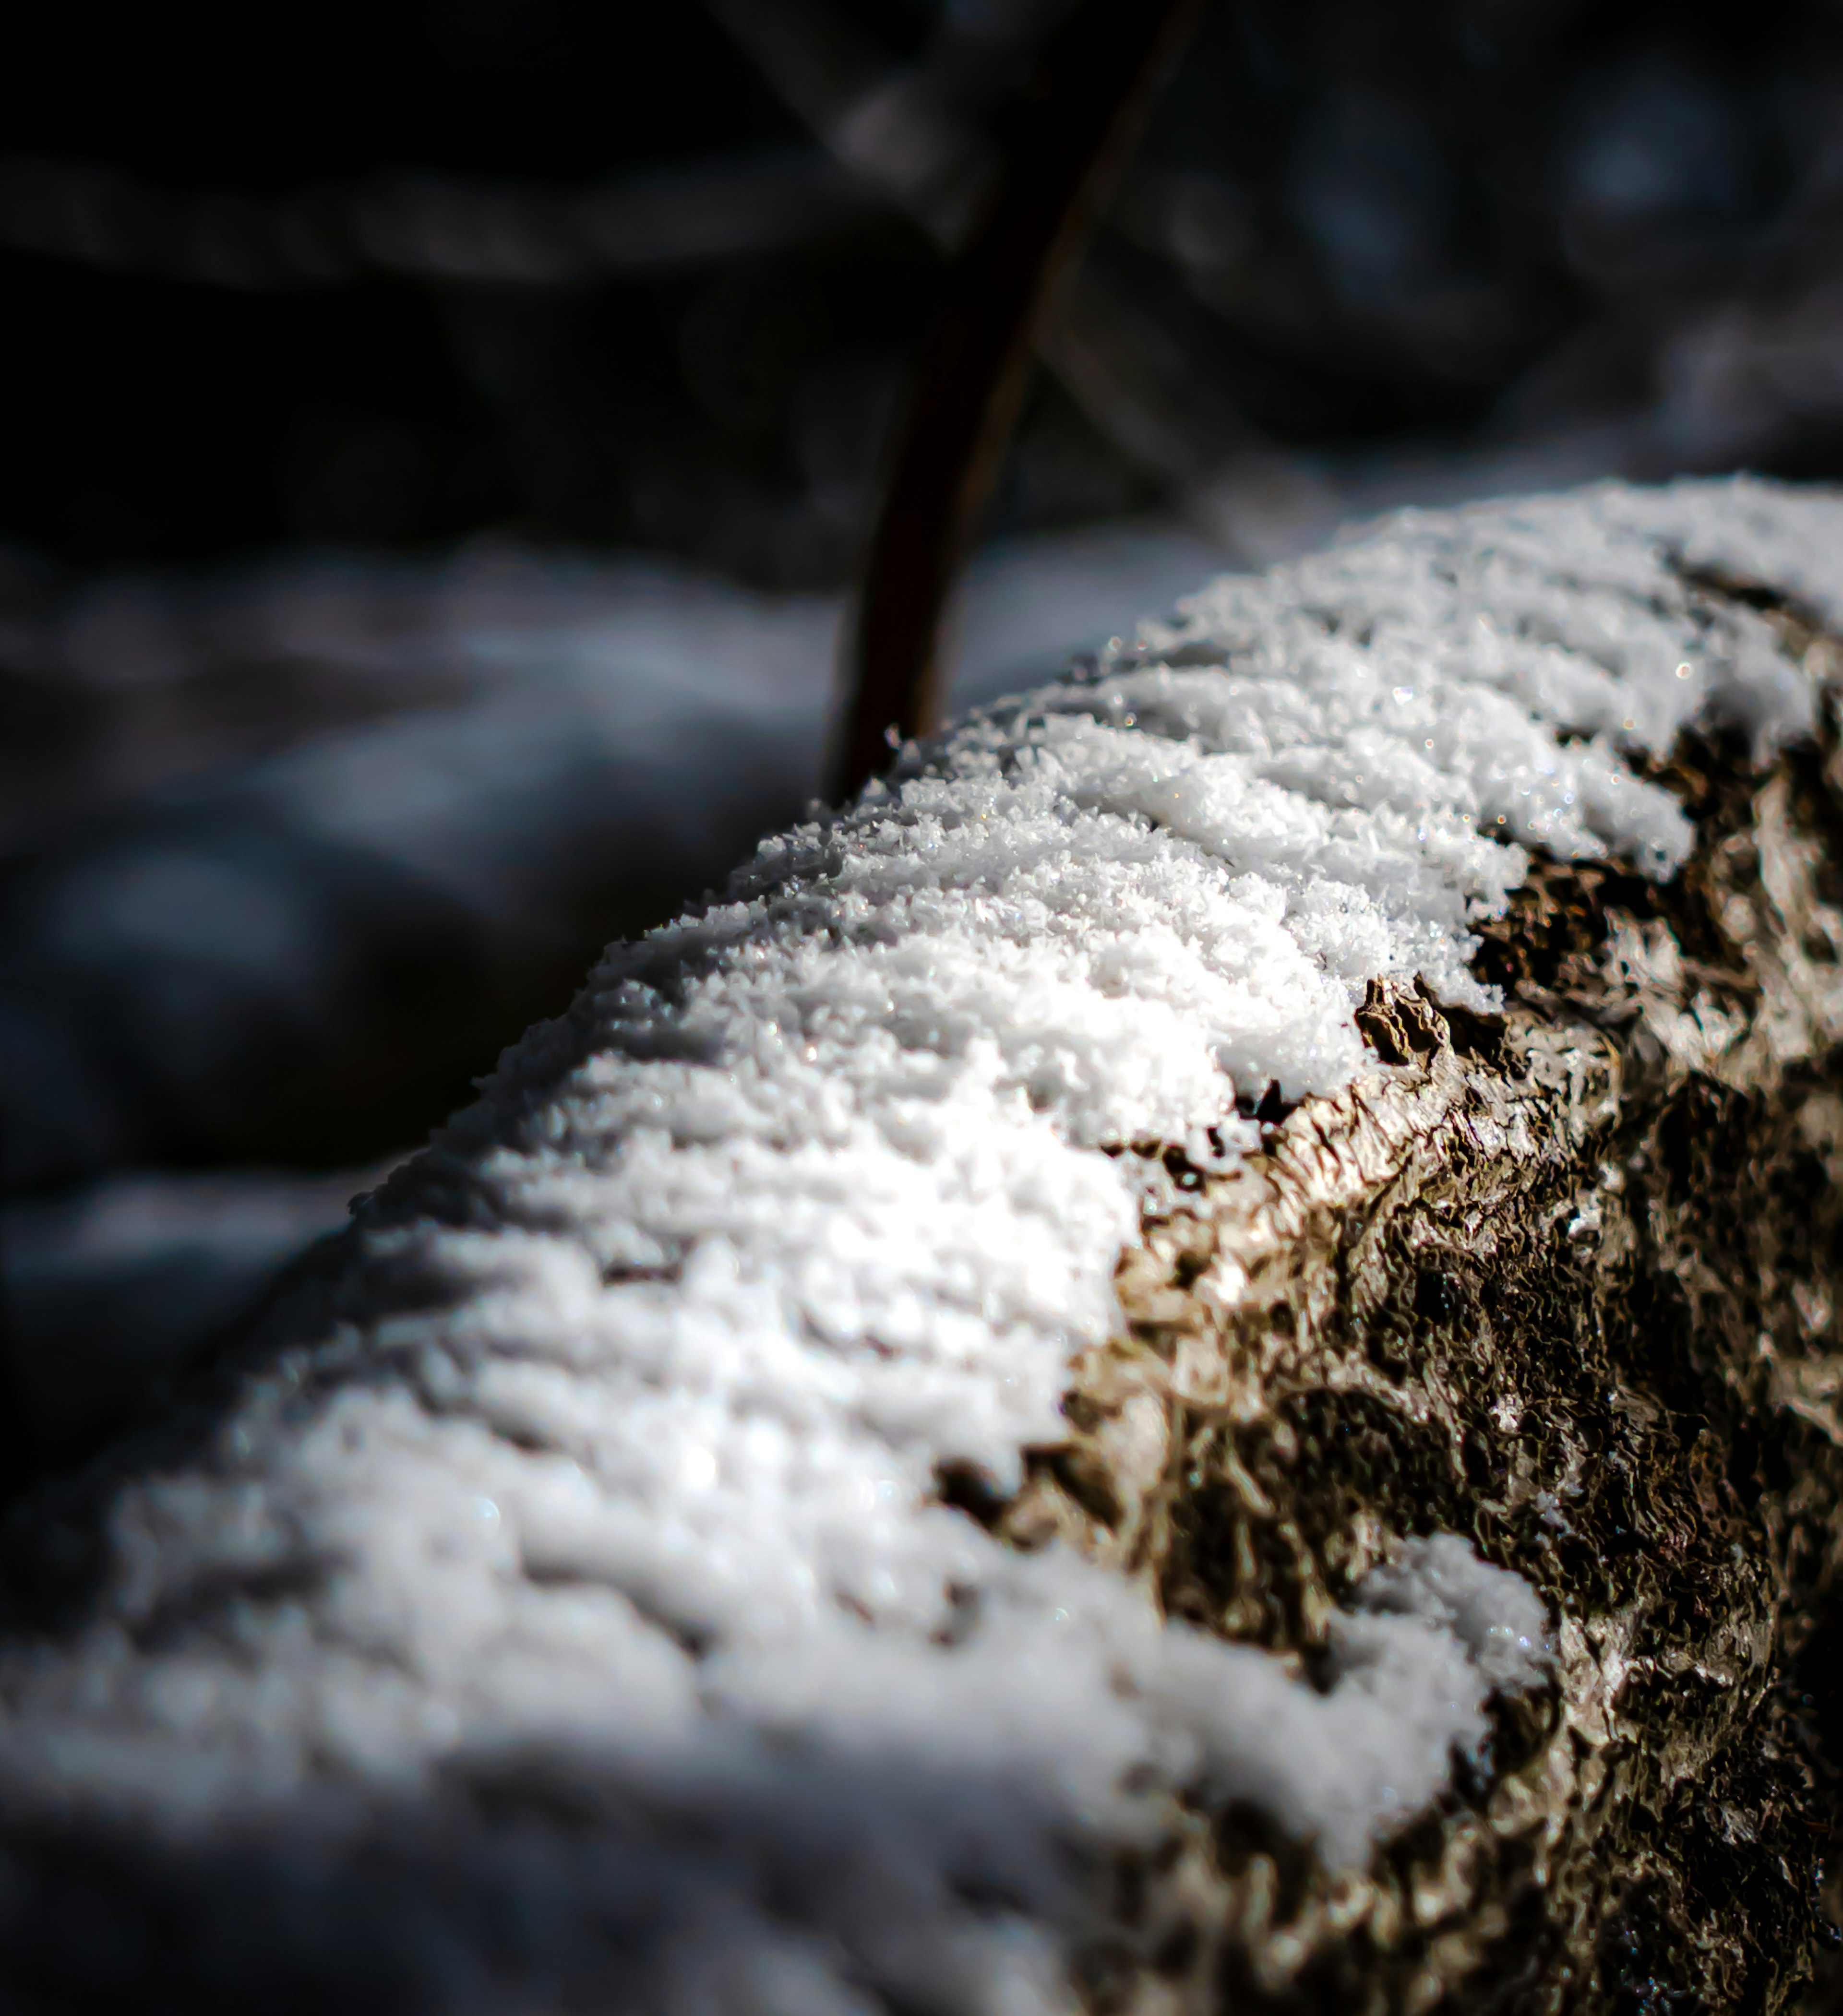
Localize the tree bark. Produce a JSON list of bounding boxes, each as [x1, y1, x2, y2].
[[988, 620, 1843, 2010]]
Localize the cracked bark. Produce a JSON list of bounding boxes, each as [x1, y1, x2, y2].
[[945, 594, 1843, 2012]]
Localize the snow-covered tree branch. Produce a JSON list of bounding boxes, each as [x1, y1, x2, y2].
[[4, 478, 1843, 2013]]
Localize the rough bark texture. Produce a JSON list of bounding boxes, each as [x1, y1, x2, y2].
[[939, 589, 1843, 2012]]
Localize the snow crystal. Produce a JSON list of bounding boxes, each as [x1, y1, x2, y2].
[[2, 477, 1838, 2009]]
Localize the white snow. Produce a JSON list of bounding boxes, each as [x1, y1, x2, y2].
[[4, 477, 1840, 2011], [0, 516, 1228, 1189]]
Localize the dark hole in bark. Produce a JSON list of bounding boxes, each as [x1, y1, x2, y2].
[[1233, 1080, 1295, 1126], [1414, 1268, 1460, 1325], [933, 1457, 1011, 1530]]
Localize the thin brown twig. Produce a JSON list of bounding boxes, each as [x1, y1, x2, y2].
[[831, 0, 1207, 805]]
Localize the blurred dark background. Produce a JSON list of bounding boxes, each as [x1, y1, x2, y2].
[[6, 0, 1843, 1464], [7, 0, 1842, 577]]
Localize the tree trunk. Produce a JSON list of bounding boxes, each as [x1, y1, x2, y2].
[[4, 481, 1843, 2016]]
